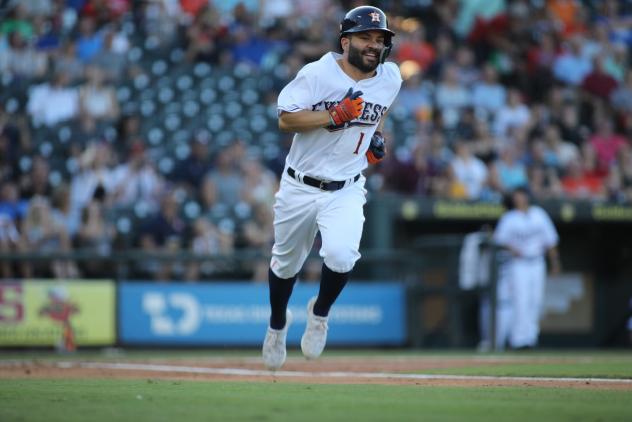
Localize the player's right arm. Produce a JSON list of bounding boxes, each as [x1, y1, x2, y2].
[[279, 88, 364, 133], [278, 110, 332, 133]]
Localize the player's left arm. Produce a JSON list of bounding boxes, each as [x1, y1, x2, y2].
[[547, 246, 561, 275], [366, 109, 391, 165], [541, 208, 561, 274]]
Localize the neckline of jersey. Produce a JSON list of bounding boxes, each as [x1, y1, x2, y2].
[[329, 52, 382, 85]]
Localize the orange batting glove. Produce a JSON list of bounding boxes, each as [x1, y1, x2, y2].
[[328, 88, 364, 126]]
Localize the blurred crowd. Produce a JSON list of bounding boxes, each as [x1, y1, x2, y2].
[[0, 0, 631, 280]]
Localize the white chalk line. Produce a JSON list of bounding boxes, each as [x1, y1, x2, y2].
[[46, 361, 632, 385]]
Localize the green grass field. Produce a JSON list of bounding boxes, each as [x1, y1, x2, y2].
[[2, 379, 631, 422], [2, 350, 632, 422]]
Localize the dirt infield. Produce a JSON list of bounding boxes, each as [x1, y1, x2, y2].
[[2, 356, 632, 390]]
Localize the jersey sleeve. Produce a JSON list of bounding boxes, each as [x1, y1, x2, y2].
[[492, 214, 512, 247], [277, 67, 314, 114]]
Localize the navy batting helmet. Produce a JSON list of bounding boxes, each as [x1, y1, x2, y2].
[[339, 6, 395, 63]]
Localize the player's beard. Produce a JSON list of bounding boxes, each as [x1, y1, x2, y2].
[[348, 42, 380, 74]]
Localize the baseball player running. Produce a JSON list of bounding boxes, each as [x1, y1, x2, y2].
[[493, 187, 561, 349], [262, 6, 402, 369]]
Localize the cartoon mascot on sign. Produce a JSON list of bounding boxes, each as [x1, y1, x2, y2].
[[39, 286, 80, 352]]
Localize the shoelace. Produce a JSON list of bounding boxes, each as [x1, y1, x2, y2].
[[310, 317, 328, 333], [266, 330, 282, 346]]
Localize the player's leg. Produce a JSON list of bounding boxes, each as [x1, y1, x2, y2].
[[509, 259, 532, 348], [494, 268, 513, 350], [528, 259, 547, 346], [268, 181, 320, 328], [301, 182, 366, 359], [315, 182, 366, 315], [263, 178, 319, 369]]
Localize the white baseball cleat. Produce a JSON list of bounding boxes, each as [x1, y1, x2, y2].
[[301, 296, 329, 360], [262, 310, 292, 370]]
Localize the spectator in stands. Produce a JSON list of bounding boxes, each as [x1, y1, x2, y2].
[[543, 124, 579, 170], [395, 26, 435, 72], [0, 5, 34, 39], [241, 202, 274, 282], [20, 195, 78, 278], [423, 130, 453, 197], [115, 113, 142, 151], [553, 36, 592, 86], [471, 118, 498, 164], [70, 142, 115, 213], [27, 71, 79, 127], [75, 185, 115, 276], [51, 184, 80, 240], [561, 156, 606, 200], [581, 54, 619, 101], [435, 64, 472, 129], [616, 144, 632, 203], [90, 29, 128, 81], [0, 181, 28, 277], [611, 69, 632, 114], [376, 141, 424, 195], [173, 131, 213, 193], [185, 217, 235, 281], [78, 65, 120, 122], [203, 144, 244, 209], [447, 139, 489, 200], [528, 165, 563, 200], [110, 141, 165, 213], [0, 109, 29, 183], [554, 103, 586, 147], [138, 191, 186, 280], [396, 69, 433, 123], [471, 63, 506, 119], [589, 118, 628, 174], [185, 4, 228, 63], [240, 157, 278, 209], [19, 156, 53, 200], [490, 144, 529, 194], [0, 30, 48, 79], [74, 16, 103, 63], [493, 88, 531, 138], [0, 213, 20, 278], [53, 40, 85, 83]]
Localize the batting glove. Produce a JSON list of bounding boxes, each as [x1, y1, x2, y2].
[[328, 88, 364, 126], [366, 131, 386, 164]]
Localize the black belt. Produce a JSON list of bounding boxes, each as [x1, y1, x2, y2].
[[287, 167, 360, 191]]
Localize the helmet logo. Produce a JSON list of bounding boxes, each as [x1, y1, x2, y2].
[[369, 12, 381, 22]]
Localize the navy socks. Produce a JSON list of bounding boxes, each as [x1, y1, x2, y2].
[[313, 264, 349, 317], [268, 267, 297, 330]]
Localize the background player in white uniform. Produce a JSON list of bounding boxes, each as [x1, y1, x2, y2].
[[493, 187, 561, 349], [262, 6, 402, 369]]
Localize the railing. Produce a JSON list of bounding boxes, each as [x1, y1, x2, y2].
[[1, 243, 505, 349]]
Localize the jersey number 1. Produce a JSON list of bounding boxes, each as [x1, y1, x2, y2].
[[353, 132, 365, 155]]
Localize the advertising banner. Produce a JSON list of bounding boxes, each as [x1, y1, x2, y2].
[[0, 280, 116, 347], [119, 282, 406, 346]]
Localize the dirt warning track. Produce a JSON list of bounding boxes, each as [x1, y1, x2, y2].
[[1, 357, 631, 390]]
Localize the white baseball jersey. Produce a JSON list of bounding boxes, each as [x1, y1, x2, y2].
[[493, 206, 559, 259], [493, 205, 559, 348], [277, 52, 402, 181]]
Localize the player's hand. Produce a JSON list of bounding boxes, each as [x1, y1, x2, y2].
[[366, 131, 386, 164], [328, 88, 364, 126]]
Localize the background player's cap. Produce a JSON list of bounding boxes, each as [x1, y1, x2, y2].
[[339, 6, 394, 63]]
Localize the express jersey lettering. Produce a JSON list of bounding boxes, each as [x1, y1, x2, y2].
[[277, 52, 402, 181]]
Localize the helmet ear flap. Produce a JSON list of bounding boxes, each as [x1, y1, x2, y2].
[[379, 43, 392, 63]]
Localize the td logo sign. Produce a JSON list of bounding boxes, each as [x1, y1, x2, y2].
[[142, 292, 202, 336]]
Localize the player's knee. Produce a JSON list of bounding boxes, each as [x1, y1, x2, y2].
[[322, 246, 360, 273], [269, 258, 299, 280]]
